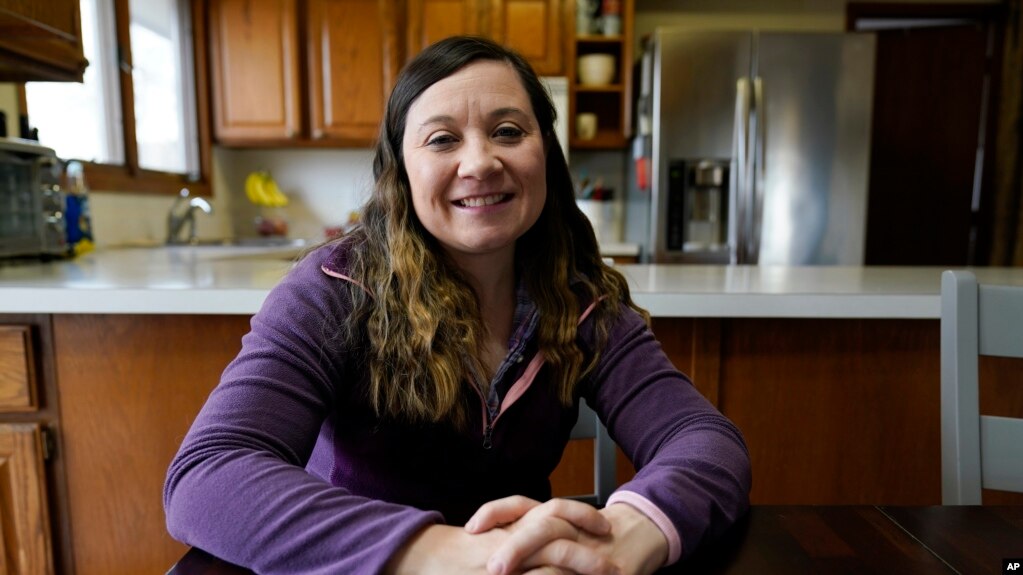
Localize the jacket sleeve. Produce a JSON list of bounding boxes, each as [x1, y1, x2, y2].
[[163, 249, 442, 575], [585, 304, 752, 564]]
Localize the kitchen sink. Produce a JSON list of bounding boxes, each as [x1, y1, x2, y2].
[[107, 237, 312, 262], [167, 237, 308, 249]]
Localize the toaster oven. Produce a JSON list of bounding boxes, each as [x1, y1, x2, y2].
[[0, 137, 66, 259]]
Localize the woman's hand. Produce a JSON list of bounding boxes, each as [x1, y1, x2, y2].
[[575, 504, 669, 575], [465, 496, 621, 575], [467, 498, 669, 575], [385, 495, 618, 575]]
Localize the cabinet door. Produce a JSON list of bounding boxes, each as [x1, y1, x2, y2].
[[208, 0, 302, 142], [0, 325, 37, 411], [0, 423, 54, 574], [406, 0, 483, 60], [489, 0, 564, 75], [307, 0, 400, 143], [0, 0, 87, 81]]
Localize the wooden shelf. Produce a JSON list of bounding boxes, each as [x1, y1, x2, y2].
[[570, 132, 626, 149], [576, 34, 624, 43], [574, 84, 625, 93], [567, 0, 633, 151]]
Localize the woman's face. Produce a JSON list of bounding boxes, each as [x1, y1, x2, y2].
[[402, 60, 547, 264]]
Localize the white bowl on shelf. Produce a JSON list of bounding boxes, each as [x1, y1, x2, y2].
[[577, 54, 615, 86]]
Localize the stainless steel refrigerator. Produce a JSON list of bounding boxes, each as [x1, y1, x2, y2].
[[630, 28, 876, 264]]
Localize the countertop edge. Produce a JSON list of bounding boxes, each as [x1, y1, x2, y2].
[[1, 287, 940, 318]]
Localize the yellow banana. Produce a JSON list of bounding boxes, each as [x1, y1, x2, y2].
[[245, 171, 270, 206], [262, 172, 289, 207]]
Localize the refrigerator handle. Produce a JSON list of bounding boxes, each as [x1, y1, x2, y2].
[[749, 76, 765, 265], [732, 78, 752, 265]]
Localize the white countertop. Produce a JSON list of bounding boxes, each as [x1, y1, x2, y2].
[[2, 246, 1022, 317]]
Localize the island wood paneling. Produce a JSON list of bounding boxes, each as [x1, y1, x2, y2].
[[50, 312, 1023, 574], [53, 314, 251, 575], [651, 317, 1023, 506], [718, 318, 943, 505]]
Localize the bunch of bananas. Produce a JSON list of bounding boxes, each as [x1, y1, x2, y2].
[[244, 170, 289, 207]]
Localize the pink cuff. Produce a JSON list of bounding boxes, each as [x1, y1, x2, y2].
[[606, 491, 683, 565]]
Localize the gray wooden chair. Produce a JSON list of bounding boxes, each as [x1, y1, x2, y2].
[[568, 399, 618, 506], [940, 270, 1023, 504]]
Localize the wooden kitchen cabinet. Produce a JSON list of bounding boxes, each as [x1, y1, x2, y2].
[[208, 0, 302, 142], [307, 0, 401, 141], [488, 0, 566, 76], [0, 423, 55, 574], [406, 0, 567, 76], [0, 317, 72, 575], [207, 0, 399, 146], [0, 325, 37, 411], [0, 0, 88, 82], [406, 0, 482, 56]]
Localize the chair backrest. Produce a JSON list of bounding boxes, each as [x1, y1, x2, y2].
[[940, 270, 1023, 504], [568, 399, 617, 506]]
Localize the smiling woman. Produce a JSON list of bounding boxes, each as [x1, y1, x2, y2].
[[23, 0, 209, 195]]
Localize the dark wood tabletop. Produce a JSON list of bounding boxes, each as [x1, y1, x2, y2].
[[167, 506, 1023, 575]]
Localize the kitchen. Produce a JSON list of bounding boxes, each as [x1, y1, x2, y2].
[[1, 0, 1023, 574]]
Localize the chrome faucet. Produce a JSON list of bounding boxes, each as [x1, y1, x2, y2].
[[167, 188, 214, 244]]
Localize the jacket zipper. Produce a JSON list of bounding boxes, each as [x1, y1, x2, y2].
[[472, 297, 602, 449], [471, 383, 497, 449]]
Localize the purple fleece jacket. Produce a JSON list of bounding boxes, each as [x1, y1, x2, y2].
[[164, 242, 751, 574]]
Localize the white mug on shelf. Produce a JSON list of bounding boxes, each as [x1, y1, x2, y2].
[[601, 14, 621, 36], [576, 113, 598, 140]]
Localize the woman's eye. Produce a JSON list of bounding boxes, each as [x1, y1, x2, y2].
[[494, 126, 524, 140], [426, 134, 457, 147]]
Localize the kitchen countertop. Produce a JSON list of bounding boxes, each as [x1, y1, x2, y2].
[[2, 246, 1022, 317]]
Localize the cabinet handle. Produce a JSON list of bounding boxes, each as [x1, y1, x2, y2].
[[41, 426, 57, 461]]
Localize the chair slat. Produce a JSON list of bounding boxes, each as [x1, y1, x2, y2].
[[980, 415, 1023, 492]]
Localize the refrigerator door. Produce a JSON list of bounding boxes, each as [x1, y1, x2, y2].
[[650, 30, 752, 263], [753, 32, 876, 265]]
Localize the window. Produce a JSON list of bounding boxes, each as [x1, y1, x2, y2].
[[24, 0, 208, 195]]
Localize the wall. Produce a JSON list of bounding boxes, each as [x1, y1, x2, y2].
[[215, 147, 375, 243], [84, 147, 375, 246]]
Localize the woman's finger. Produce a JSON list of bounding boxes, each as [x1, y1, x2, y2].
[[527, 498, 612, 537], [488, 514, 579, 574], [465, 495, 542, 533], [521, 567, 574, 575], [502, 538, 622, 575]]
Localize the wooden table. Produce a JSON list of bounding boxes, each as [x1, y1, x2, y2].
[[168, 506, 1023, 574]]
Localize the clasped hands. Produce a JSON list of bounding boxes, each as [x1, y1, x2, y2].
[[388, 495, 668, 575]]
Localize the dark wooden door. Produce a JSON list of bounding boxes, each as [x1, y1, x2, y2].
[[864, 23, 990, 266]]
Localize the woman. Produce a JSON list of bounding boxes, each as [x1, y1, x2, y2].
[[164, 36, 750, 575]]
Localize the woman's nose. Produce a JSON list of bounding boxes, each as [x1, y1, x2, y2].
[[457, 138, 502, 180]]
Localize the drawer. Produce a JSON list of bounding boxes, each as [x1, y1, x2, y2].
[[0, 326, 37, 411]]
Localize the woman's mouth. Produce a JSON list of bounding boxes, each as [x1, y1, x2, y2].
[[456, 194, 508, 207]]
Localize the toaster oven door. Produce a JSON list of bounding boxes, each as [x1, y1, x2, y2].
[[0, 153, 66, 258]]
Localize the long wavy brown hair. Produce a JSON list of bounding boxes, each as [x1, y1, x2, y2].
[[340, 36, 648, 428]]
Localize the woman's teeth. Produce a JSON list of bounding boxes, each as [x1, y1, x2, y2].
[[458, 194, 507, 207]]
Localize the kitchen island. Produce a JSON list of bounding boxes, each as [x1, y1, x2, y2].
[[2, 247, 1022, 575]]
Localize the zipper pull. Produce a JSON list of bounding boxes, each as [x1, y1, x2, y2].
[[483, 422, 494, 450]]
